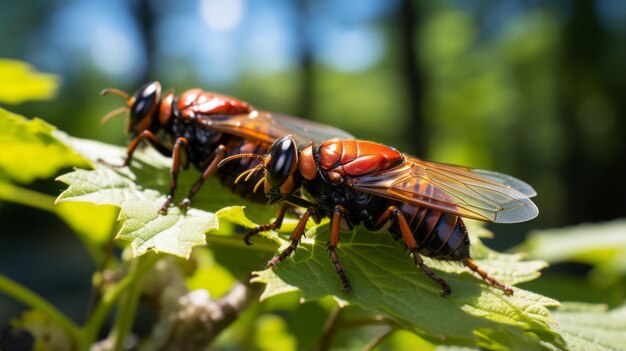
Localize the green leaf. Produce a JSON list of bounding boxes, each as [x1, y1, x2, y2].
[[0, 110, 113, 262], [57, 165, 217, 258], [0, 108, 89, 183], [0, 59, 59, 104], [55, 202, 119, 255], [48, 126, 564, 350], [549, 303, 626, 351], [516, 220, 626, 284], [55, 135, 273, 258], [253, 223, 561, 349], [376, 329, 439, 351], [253, 315, 297, 351], [518, 220, 626, 265]]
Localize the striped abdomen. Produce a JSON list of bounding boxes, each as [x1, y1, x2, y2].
[[392, 203, 471, 260]]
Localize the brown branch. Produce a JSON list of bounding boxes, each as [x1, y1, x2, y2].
[[139, 280, 261, 351]]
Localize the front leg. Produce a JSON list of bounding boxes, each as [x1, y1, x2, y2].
[[99, 130, 171, 168], [266, 206, 321, 268], [243, 203, 288, 245], [160, 137, 189, 213], [178, 145, 227, 211], [328, 205, 352, 293], [243, 197, 319, 246]]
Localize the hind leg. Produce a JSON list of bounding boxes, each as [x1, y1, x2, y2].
[[464, 258, 513, 295], [375, 206, 451, 296]]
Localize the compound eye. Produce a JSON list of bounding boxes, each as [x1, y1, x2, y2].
[[131, 82, 161, 122], [267, 137, 297, 187]]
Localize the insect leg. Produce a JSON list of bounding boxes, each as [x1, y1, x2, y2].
[[99, 130, 170, 168], [179, 145, 227, 210], [160, 137, 189, 213], [383, 206, 452, 296], [464, 258, 513, 295], [266, 206, 320, 269], [329, 205, 352, 293], [285, 195, 322, 224], [243, 203, 288, 246]]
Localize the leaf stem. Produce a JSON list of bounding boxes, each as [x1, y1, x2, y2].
[[362, 328, 396, 351], [317, 305, 343, 351], [82, 254, 158, 348], [109, 254, 154, 351], [206, 233, 277, 253], [0, 182, 56, 212], [0, 274, 81, 342]]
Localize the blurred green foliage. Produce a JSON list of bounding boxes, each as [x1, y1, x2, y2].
[[1, 62, 625, 349], [1, 0, 626, 349], [0, 59, 59, 104]]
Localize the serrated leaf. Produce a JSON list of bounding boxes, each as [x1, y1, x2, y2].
[[55, 135, 273, 258], [0, 108, 89, 183], [55, 201, 119, 262], [549, 303, 626, 351], [0, 59, 59, 104], [56, 134, 274, 223], [57, 166, 216, 258], [253, 224, 561, 349]]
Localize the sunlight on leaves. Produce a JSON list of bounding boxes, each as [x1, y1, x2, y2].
[[0, 108, 88, 183], [518, 219, 626, 266], [253, 315, 297, 351], [57, 165, 218, 258], [253, 224, 561, 350], [548, 303, 626, 351], [45, 124, 622, 350], [516, 220, 626, 285], [55, 135, 272, 258], [55, 201, 119, 262], [0, 59, 59, 104]]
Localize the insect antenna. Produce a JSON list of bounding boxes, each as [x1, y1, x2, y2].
[[100, 88, 130, 100], [99, 106, 129, 125]]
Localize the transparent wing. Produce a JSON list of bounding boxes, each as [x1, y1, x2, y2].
[[197, 110, 354, 145], [350, 156, 538, 223]]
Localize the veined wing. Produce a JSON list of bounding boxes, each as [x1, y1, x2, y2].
[[197, 110, 354, 145], [350, 156, 538, 223]]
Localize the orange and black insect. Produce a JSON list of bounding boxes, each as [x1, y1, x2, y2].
[[219, 136, 538, 295], [100, 82, 353, 212]]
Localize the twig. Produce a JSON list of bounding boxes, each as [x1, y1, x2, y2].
[[317, 305, 343, 351], [341, 316, 394, 329], [362, 328, 396, 351], [140, 280, 262, 351]]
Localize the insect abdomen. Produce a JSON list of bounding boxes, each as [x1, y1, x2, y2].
[[398, 204, 470, 260]]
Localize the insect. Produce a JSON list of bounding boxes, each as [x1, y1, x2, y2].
[[219, 136, 538, 295], [99, 81, 353, 212]]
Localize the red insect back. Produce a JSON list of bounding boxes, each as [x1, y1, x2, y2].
[[318, 139, 403, 180], [177, 89, 253, 119]]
